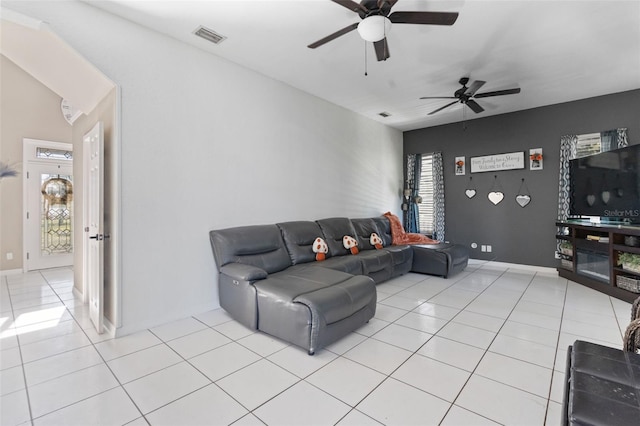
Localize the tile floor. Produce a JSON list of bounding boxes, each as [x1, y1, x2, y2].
[[0, 261, 634, 426]]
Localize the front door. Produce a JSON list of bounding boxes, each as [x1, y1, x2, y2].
[[23, 140, 74, 271]]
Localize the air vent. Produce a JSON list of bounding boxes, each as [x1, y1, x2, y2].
[[194, 26, 226, 45], [378, 112, 391, 118]]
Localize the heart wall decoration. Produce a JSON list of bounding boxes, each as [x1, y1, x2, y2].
[[487, 175, 504, 206], [465, 177, 476, 199], [488, 191, 504, 205], [515, 178, 532, 208]]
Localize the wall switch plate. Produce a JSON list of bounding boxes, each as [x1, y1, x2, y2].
[[486, 245, 492, 252], [481, 245, 487, 252], [6, 252, 13, 260]]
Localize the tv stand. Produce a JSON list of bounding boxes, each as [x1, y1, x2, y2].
[[556, 220, 640, 302]]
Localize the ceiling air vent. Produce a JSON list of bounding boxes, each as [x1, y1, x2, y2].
[[194, 26, 226, 45], [378, 112, 391, 118]]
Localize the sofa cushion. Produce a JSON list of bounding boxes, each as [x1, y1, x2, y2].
[[316, 255, 363, 275], [294, 276, 376, 325], [372, 217, 393, 247], [210, 225, 292, 274], [357, 250, 393, 274], [351, 218, 381, 251], [382, 245, 413, 266], [277, 221, 327, 265], [316, 217, 359, 256], [254, 267, 373, 326]]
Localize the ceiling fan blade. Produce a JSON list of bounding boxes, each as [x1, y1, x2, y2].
[[331, 0, 368, 13], [465, 80, 486, 96], [428, 100, 458, 115], [389, 11, 459, 25], [374, 38, 390, 61], [378, 0, 399, 10], [474, 88, 522, 98], [308, 23, 359, 48], [466, 100, 485, 114], [420, 96, 457, 100]]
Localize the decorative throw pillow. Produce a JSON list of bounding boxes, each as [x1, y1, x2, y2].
[[370, 233, 383, 249], [312, 237, 328, 261], [343, 235, 359, 255]]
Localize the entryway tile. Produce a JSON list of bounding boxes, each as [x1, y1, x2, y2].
[[166, 327, 231, 359], [123, 361, 210, 414], [267, 345, 336, 378], [32, 387, 140, 426], [28, 364, 119, 418], [216, 359, 299, 411], [394, 311, 448, 334], [95, 329, 162, 361], [474, 351, 552, 398], [343, 338, 412, 375], [372, 323, 432, 352], [189, 342, 261, 382], [436, 322, 497, 350], [440, 405, 500, 425], [253, 381, 350, 425], [150, 317, 207, 342], [456, 375, 547, 425], [306, 357, 386, 406], [417, 335, 486, 372], [107, 344, 182, 384], [357, 378, 450, 425], [391, 354, 470, 402], [144, 383, 247, 426]]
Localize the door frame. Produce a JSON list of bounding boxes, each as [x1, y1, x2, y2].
[[22, 139, 74, 272]]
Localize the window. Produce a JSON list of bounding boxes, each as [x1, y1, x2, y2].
[[417, 153, 434, 235]]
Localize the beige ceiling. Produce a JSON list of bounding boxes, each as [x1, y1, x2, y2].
[[87, 1, 639, 131]]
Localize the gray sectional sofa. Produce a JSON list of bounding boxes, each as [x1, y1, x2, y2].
[[209, 216, 467, 354]]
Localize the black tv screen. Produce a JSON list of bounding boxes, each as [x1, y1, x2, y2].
[[569, 144, 640, 223]]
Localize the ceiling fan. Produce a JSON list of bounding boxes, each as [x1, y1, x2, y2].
[[421, 77, 522, 115], [308, 0, 459, 61]]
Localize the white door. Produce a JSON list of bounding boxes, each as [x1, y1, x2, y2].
[[83, 122, 104, 334], [23, 140, 74, 271]]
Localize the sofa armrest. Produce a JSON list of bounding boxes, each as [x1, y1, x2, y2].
[[220, 263, 268, 282]]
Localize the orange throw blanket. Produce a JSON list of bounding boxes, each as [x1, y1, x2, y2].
[[383, 212, 439, 245]]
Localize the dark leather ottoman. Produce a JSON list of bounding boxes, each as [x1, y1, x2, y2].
[[563, 340, 640, 426], [410, 243, 469, 278]]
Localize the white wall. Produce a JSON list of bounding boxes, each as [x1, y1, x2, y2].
[[5, 1, 404, 335]]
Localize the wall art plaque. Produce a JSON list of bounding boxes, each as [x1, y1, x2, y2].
[[471, 152, 525, 173]]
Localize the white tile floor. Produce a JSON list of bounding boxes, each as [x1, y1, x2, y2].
[[0, 260, 634, 426]]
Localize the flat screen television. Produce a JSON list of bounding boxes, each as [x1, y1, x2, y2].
[[569, 144, 640, 223]]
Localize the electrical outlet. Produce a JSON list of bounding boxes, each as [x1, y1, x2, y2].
[[471, 243, 478, 249], [6, 252, 13, 260], [481, 245, 487, 252], [486, 245, 492, 253]]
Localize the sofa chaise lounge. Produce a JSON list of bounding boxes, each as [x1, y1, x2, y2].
[[209, 216, 468, 354]]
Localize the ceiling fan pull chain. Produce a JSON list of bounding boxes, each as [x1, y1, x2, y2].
[[364, 40, 368, 76]]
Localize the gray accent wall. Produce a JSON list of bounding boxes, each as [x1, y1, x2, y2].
[[404, 89, 640, 267]]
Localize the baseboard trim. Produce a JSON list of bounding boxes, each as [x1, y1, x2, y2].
[[103, 316, 116, 337]]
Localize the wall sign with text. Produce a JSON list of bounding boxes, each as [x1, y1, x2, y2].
[[470, 152, 525, 173]]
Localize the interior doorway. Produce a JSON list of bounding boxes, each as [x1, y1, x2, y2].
[[23, 139, 74, 271]]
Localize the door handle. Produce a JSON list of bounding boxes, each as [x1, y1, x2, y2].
[[89, 234, 111, 241]]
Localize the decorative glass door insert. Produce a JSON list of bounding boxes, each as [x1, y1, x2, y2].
[[40, 174, 73, 256]]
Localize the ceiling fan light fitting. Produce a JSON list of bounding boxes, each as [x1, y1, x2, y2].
[[357, 16, 391, 42]]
